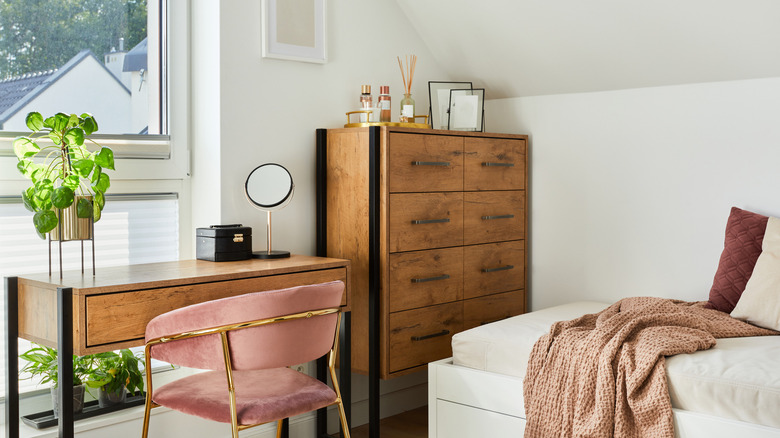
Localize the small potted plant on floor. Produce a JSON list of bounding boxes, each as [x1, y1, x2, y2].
[[13, 111, 114, 239], [19, 344, 96, 417], [84, 349, 145, 408]]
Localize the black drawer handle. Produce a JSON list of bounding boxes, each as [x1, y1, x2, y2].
[[411, 274, 450, 284], [482, 162, 515, 167], [482, 214, 515, 220], [411, 330, 450, 341], [411, 218, 450, 225], [412, 161, 451, 167], [482, 265, 514, 273]]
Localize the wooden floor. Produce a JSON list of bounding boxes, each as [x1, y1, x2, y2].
[[340, 406, 428, 438]]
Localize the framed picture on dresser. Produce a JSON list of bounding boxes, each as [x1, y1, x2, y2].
[[428, 81, 473, 129]]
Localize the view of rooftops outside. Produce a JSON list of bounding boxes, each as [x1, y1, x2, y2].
[[0, 0, 162, 135]]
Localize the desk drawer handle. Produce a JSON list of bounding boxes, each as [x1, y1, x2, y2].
[[411, 274, 450, 284], [411, 330, 450, 341], [412, 161, 451, 167], [482, 214, 514, 220], [482, 265, 514, 273], [482, 162, 515, 167], [411, 218, 450, 225]]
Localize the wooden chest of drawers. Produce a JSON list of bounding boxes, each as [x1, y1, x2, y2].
[[317, 127, 527, 379]]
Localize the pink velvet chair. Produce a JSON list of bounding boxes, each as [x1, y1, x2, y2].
[[140, 281, 350, 438]]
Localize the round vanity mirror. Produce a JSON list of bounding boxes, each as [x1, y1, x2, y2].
[[244, 163, 294, 259]]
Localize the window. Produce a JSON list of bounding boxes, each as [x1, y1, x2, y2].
[[0, 0, 163, 136]]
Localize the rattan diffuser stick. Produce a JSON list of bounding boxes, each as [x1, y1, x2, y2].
[[397, 55, 417, 94]]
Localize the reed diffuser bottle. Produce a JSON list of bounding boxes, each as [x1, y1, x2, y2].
[[397, 55, 417, 123]]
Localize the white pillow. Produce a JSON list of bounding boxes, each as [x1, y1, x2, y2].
[[731, 216, 780, 331]]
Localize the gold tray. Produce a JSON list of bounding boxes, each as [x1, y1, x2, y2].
[[345, 110, 430, 129]]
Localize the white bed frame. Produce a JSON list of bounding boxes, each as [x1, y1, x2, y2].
[[429, 358, 780, 438]]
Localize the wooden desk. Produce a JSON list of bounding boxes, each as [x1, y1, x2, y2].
[[4, 255, 351, 438]]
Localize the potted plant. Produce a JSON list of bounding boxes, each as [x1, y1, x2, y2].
[[84, 349, 145, 408], [13, 111, 114, 239], [19, 344, 96, 417]]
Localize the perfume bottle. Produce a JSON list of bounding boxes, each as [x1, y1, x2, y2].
[[378, 86, 391, 122], [400, 93, 415, 123], [359, 85, 373, 122]]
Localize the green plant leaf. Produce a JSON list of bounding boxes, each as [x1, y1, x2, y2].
[[64, 127, 85, 146], [48, 131, 62, 145], [77, 197, 93, 218], [34, 179, 53, 203], [81, 114, 98, 135], [94, 147, 115, 170], [67, 114, 79, 128], [73, 158, 95, 178], [13, 137, 39, 159], [25, 112, 44, 131], [33, 210, 58, 235], [22, 188, 36, 212], [91, 165, 103, 183], [92, 172, 110, 193], [52, 113, 69, 132], [94, 190, 105, 209], [51, 186, 75, 209], [62, 174, 80, 191]]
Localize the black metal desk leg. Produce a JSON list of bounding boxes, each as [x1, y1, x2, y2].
[[316, 357, 328, 437], [339, 312, 351, 437], [57, 287, 74, 438], [5, 277, 19, 438]]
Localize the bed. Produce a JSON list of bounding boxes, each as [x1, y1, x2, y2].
[[428, 300, 780, 438]]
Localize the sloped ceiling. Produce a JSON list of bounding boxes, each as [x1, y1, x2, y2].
[[395, 0, 780, 98]]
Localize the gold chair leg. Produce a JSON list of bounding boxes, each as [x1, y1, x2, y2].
[[276, 419, 284, 438], [141, 394, 152, 438], [336, 398, 351, 438]]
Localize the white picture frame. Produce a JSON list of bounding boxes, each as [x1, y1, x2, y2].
[[262, 0, 327, 64]]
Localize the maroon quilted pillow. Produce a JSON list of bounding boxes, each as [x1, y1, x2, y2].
[[706, 207, 769, 313]]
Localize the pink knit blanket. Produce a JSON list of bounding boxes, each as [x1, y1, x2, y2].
[[523, 297, 776, 438]]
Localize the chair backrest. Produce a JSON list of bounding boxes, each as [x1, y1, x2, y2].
[[145, 280, 344, 371]]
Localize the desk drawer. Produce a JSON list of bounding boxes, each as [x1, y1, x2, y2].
[[388, 247, 464, 312], [388, 301, 462, 373], [85, 268, 348, 348], [464, 191, 524, 245], [389, 192, 464, 252], [388, 133, 463, 193], [464, 241, 524, 299], [463, 289, 525, 331]]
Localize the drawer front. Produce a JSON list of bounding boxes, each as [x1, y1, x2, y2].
[[389, 301, 462, 373], [390, 192, 464, 252], [464, 191, 524, 245], [389, 133, 463, 193], [464, 241, 525, 299], [389, 247, 464, 312], [85, 268, 348, 348], [464, 137, 526, 191], [463, 289, 525, 331]]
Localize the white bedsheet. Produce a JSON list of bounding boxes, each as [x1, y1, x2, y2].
[[451, 301, 780, 428]]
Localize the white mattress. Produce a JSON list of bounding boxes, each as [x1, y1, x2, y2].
[[451, 301, 780, 428]]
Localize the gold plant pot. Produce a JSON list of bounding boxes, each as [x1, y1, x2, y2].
[[50, 196, 93, 241]]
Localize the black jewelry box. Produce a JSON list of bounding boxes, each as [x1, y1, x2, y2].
[[196, 224, 252, 262]]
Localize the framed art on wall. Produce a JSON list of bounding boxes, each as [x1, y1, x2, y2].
[[262, 0, 327, 63], [428, 81, 473, 129]]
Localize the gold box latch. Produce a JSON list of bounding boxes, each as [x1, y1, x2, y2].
[[233, 233, 244, 243]]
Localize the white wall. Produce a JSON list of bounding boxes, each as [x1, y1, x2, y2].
[[487, 77, 780, 311]]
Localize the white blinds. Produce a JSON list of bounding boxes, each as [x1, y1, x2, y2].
[[0, 195, 179, 396]]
